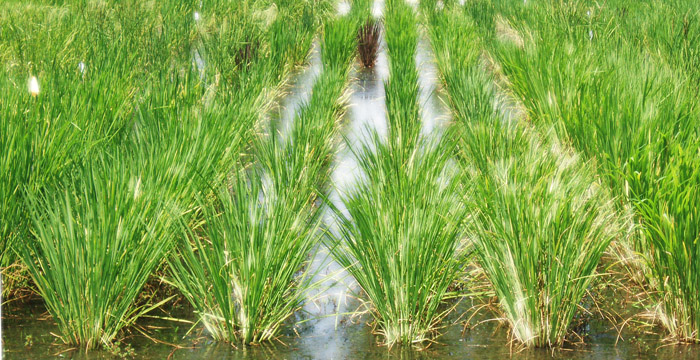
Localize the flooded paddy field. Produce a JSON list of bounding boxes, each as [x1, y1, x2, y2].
[[2, 0, 700, 358]]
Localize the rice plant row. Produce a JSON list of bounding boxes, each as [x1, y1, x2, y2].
[[459, 0, 700, 343], [166, 3, 363, 344], [328, 0, 468, 347], [423, 0, 621, 347]]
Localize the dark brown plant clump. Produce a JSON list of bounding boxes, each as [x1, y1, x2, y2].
[[235, 36, 259, 69], [357, 18, 381, 68]]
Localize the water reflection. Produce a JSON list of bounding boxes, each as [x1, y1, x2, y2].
[[337, 0, 351, 16], [275, 40, 323, 142], [373, 0, 385, 18], [416, 36, 451, 138], [4, 297, 700, 360]]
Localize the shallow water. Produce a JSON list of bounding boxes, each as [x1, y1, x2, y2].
[[271, 40, 323, 143], [373, 0, 385, 18], [416, 35, 451, 138], [4, 296, 700, 360]]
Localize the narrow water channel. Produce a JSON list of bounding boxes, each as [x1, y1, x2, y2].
[[273, 41, 323, 143], [298, 14, 391, 359]]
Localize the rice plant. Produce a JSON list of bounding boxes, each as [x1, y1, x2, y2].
[[424, 3, 621, 347], [329, 136, 467, 346], [168, 165, 323, 344], [16, 153, 174, 349]]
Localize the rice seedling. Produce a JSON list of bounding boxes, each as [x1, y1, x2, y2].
[[424, 3, 621, 347], [16, 153, 175, 349], [464, 136, 620, 347], [603, 0, 700, 86]]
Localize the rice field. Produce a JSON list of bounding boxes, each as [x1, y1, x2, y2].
[[1, 0, 700, 358]]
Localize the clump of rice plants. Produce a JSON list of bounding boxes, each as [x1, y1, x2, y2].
[[463, 135, 619, 347], [425, 4, 621, 347], [168, 165, 322, 344], [357, 18, 381, 67], [16, 154, 174, 349], [329, 136, 467, 346]]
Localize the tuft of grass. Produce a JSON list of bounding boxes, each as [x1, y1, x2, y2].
[[167, 8, 359, 345], [168, 165, 322, 344], [463, 135, 619, 347]]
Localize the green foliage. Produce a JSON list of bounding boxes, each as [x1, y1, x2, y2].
[[17, 154, 175, 349], [425, 4, 620, 347], [0, 0, 170, 286], [465, 0, 700, 343], [329, 136, 467, 346], [327, 0, 467, 347], [384, 0, 421, 153], [166, 7, 357, 345], [2, 0, 330, 347], [169, 167, 321, 344]]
